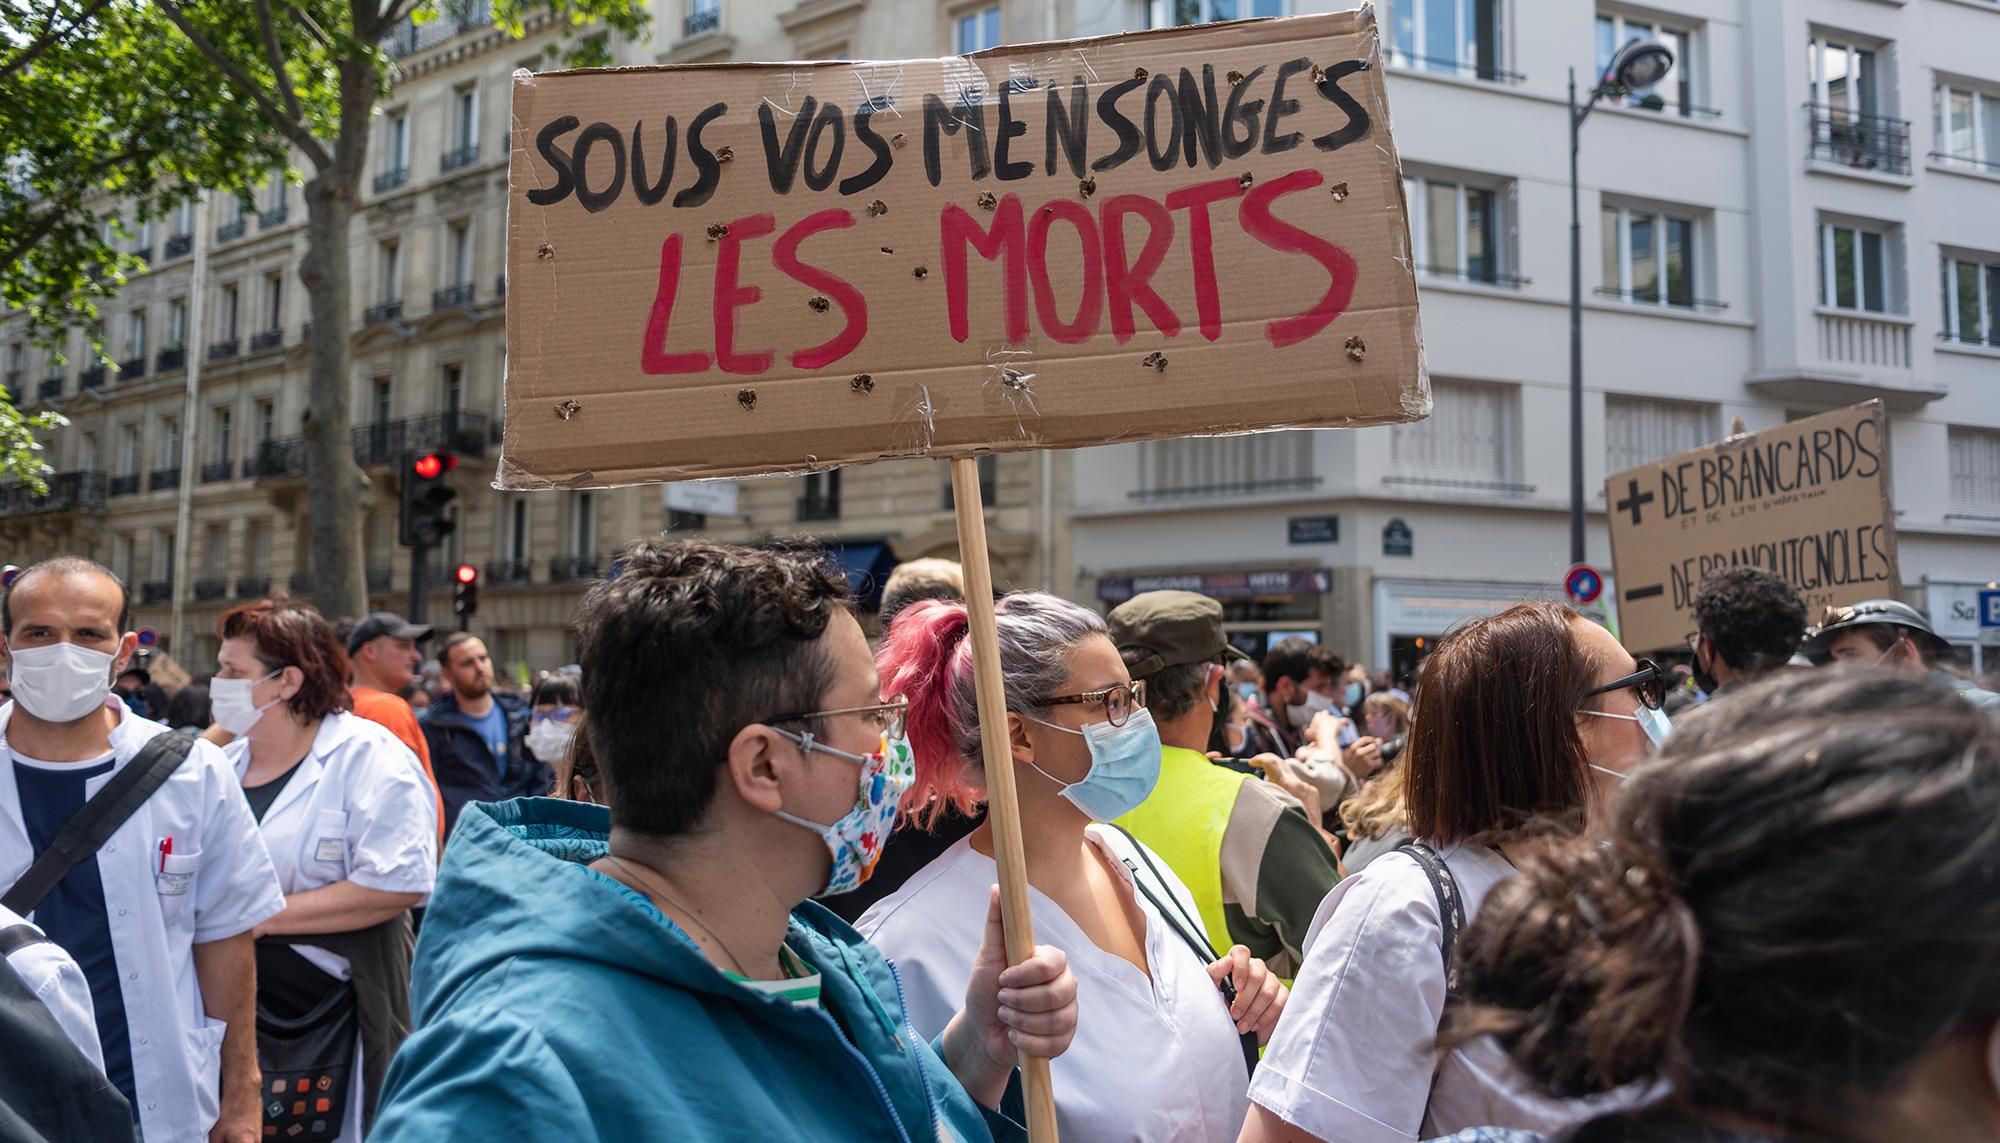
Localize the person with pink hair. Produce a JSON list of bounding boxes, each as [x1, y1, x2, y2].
[[858, 592, 1288, 1142]]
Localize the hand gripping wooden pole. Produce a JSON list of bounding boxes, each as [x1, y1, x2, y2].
[[949, 456, 1059, 1142]]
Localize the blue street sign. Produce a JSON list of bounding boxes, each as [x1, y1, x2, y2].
[[1980, 590, 2000, 628]]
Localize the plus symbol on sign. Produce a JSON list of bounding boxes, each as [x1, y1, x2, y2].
[[1615, 478, 1656, 525]]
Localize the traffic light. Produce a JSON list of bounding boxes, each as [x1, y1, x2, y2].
[[452, 563, 479, 620], [400, 451, 459, 549]]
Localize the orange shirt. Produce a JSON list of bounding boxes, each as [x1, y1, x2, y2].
[[352, 686, 445, 850]]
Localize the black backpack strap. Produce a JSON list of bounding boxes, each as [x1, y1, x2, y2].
[[1394, 841, 1466, 993], [1106, 824, 1262, 1080], [2, 730, 197, 917], [0, 922, 49, 957]]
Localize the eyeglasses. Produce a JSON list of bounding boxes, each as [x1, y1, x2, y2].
[[531, 706, 577, 724], [770, 697, 909, 742], [1041, 680, 1148, 727], [1684, 630, 1701, 656], [1582, 658, 1667, 712]]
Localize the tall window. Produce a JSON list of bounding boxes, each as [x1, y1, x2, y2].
[[453, 86, 479, 152], [125, 311, 147, 361], [152, 529, 174, 582], [1808, 35, 1878, 118], [201, 523, 229, 579], [264, 273, 283, 330], [264, 172, 286, 212], [1596, 12, 1691, 116], [221, 283, 240, 339], [507, 497, 530, 564], [379, 241, 401, 303], [1606, 396, 1712, 474], [256, 398, 275, 446], [569, 491, 597, 556], [1392, 0, 1501, 79], [1818, 220, 1894, 313], [1137, 435, 1312, 498], [166, 297, 187, 347], [373, 377, 393, 426], [1390, 379, 1512, 486], [211, 406, 234, 463], [448, 222, 472, 286], [160, 417, 181, 470], [799, 470, 841, 520], [383, 112, 410, 173], [119, 424, 140, 475], [1937, 84, 2000, 171], [171, 200, 194, 237], [1147, 0, 1283, 27], [80, 432, 98, 472], [1403, 175, 1503, 283], [1942, 254, 2000, 346], [443, 363, 464, 417], [247, 519, 271, 574], [1949, 427, 2000, 517], [111, 534, 134, 583], [1602, 205, 1696, 307], [955, 5, 1000, 52]]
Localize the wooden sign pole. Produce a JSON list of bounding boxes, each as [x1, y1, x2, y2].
[[949, 455, 1059, 1142]]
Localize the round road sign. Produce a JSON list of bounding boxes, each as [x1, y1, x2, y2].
[[1565, 564, 1604, 607]]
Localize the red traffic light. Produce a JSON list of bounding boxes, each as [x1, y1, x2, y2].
[[454, 564, 478, 585], [413, 452, 458, 480]]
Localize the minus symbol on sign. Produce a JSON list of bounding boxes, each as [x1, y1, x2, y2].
[[1625, 585, 1665, 601]]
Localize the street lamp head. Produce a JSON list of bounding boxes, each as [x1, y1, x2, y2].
[[1606, 38, 1674, 93]]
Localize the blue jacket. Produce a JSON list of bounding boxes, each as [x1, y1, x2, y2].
[[418, 690, 545, 836], [372, 798, 1024, 1143]]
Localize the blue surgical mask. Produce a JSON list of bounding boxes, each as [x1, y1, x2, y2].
[[1022, 707, 1163, 822], [1582, 703, 1673, 748], [1342, 682, 1363, 708], [1235, 682, 1260, 703]]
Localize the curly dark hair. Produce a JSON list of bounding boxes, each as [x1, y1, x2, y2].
[[576, 536, 853, 838], [1693, 567, 1806, 673], [1261, 636, 1344, 689], [1446, 670, 2000, 1131]]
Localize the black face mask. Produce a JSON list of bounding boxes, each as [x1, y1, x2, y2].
[[1690, 640, 1719, 695]]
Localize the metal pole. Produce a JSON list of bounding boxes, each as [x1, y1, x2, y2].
[[408, 542, 428, 625], [168, 192, 210, 654], [1568, 68, 1586, 569]]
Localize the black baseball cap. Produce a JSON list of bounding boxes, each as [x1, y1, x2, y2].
[[346, 612, 434, 655]]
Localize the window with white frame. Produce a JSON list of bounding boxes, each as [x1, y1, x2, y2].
[[152, 529, 174, 581], [264, 272, 283, 331], [119, 425, 140, 475], [379, 241, 401, 303], [1949, 427, 2000, 516], [569, 490, 597, 556], [1606, 396, 1713, 474], [1147, 0, 1282, 28], [171, 199, 193, 237], [955, 5, 1000, 52], [1937, 83, 2000, 172], [1390, 379, 1513, 486], [111, 534, 134, 583], [160, 417, 180, 471], [1807, 35, 1879, 119], [125, 311, 146, 361], [383, 112, 410, 174], [221, 282, 240, 339], [80, 431, 98, 472], [1596, 10, 1693, 116], [264, 171, 286, 212], [248, 519, 271, 574], [1138, 433, 1313, 498], [256, 398, 275, 446], [166, 297, 186, 348], [448, 221, 472, 287], [1601, 204, 1698, 307], [1943, 254, 2000, 346], [211, 406, 233, 463], [453, 86, 479, 152], [1391, 0, 1501, 78], [444, 363, 465, 417], [1403, 174, 1506, 284], [1817, 219, 1896, 314]]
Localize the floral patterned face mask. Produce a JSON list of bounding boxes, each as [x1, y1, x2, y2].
[[770, 728, 916, 897]]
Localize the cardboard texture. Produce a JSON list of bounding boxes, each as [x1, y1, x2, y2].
[[1605, 401, 1901, 653], [500, 9, 1426, 489]]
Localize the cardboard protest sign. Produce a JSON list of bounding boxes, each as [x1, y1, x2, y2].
[[500, 9, 1425, 489], [138, 650, 194, 697], [1606, 401, 1900, 653]]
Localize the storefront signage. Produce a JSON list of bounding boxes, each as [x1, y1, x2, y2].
[[1382, 518, 1412, 557], [1097, 567, 1330, 603], [1288, 515, 1339, 544]]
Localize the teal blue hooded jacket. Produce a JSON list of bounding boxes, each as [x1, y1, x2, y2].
[[371, 798, 1025, 1142]]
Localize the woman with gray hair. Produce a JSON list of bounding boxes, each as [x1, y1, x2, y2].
[[860, 592, 1287, 1142]]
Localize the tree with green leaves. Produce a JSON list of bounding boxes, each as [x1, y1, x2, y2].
[[1, 0, 647, 621]]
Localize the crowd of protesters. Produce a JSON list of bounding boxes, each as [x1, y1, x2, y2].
[[0, 542, 1995, 1143]]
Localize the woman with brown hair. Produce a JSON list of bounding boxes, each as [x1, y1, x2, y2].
[[1429, 669, 2000, 1143], [1240, 602, 1664, 1143], [215, 596, 436, 1142]]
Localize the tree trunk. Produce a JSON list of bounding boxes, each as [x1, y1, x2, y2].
[[292, 55, 377, 620]]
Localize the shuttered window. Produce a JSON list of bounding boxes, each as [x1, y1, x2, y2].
[[1136, 432, 1314, 499], [1390, 380, 1511, 485], [1606, 396, 1713, 475], [1949, 427, 2000, 516]]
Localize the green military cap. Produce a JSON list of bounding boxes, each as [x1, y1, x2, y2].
[[1106, 590, 1251, 680]]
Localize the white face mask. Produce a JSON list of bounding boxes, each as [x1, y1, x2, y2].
[[6, 641, 118, 723], [1286, 687, 1335, 730], [210, 669, 284, 736], [525, 718, 575, 761]]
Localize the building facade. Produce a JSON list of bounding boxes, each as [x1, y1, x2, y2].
[[1069, 0, 2000, 676]]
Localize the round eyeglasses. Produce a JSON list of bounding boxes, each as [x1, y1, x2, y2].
[[1041, 680, 1148, 727]]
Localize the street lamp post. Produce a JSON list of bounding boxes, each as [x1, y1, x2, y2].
[[1569, 40, 1674, 568]]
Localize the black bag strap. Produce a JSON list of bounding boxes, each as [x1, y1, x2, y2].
[[0, 922, 49, 957], [1394, 841, 1466, 994], [2, 730, 196, 917], [1106, 824, 1262, 1080]]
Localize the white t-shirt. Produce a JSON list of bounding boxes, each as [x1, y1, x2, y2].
[[0, 902, 104, 1070], [1250, 842, 1618, 1142], [859, 825, 1252, 1143]]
